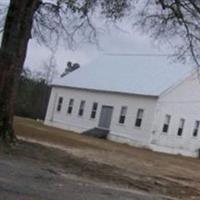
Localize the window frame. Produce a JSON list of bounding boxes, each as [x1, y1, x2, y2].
[[135, 109, 144, 128], [57, 97, 63, 112], [177, 118, 185, 136], [118, 106, 127, 124], [90, 102, 98, 119], [67, 98, 74, 114], [78, 100, 86, 116], [193, 120, 200, 137], [162, 114, 171, 133]]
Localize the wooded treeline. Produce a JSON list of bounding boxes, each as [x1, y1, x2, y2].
[[15, 69, 51, 120]]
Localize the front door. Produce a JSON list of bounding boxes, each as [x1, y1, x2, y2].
[[98, 106, 113, 129]]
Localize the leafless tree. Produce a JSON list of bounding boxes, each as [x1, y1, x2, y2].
[[42, 54, 58, 84], [135, 0, 200, 65], [0, 0, 131, 142]]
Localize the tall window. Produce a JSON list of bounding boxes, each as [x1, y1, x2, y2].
[[177, 118, 185, 136], [57, 97, 63, 112], [135, 109, 144, 127], [193, 120, 200, 137], [90, 102, 98, 119], [78, 100, 85, 116], [162, 114, 171, 133], [67, 98, 74, 114], [119, 106, 127, 124]]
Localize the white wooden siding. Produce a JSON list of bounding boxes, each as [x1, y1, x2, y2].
[[151, 73, 200, 157], [45, 86, 157, 147]]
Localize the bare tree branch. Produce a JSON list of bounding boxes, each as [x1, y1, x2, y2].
[[135, 0, 200, 65]]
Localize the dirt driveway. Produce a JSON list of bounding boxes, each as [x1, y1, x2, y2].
[[10, 117, 200, 199], [0, 149, 164, 200], [0, 142, 173, 200]]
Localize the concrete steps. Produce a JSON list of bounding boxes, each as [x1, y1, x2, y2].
[[82, 127, 109, 139]]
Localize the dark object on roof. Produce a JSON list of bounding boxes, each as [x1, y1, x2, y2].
[[60, 62, 80, 77]]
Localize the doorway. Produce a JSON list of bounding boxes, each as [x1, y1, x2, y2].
[[98, 106, 113, 129]]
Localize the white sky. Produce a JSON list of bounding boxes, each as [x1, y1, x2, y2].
[[25, 25, 174, 74], [1, 0, 190, 75]]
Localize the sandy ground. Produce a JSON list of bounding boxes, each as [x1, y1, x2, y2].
[[5, 116, 200, 199]]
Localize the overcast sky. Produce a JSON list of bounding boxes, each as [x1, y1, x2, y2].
[[25, 26, 168, 72], [1, 0, 189, 76]]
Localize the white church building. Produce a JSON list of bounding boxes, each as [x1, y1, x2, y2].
[[45, 56, 200, 157]]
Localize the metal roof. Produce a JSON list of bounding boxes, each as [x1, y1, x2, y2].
[[52, 55, 192, 96]]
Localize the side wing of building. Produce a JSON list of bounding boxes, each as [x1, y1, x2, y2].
[[150, 73, 200, 157], [44, 86, 158, 147]]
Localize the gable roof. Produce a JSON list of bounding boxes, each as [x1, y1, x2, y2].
[[52, 55, 192, 97]]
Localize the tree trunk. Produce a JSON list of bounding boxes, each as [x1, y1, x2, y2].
[[0, 0, 40, 142]]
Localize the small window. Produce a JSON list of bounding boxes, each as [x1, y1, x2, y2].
[[57, 97, 63, 112], [67, 99, 74, 114], [177, 118, 185, 136], [78, 100, 85, 116], [162, 114, 171, 133], [119, 106, 127, 124], [90, 102, 98, 119], [193, 120, 200, 137], [135, 109, 144, 127]]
